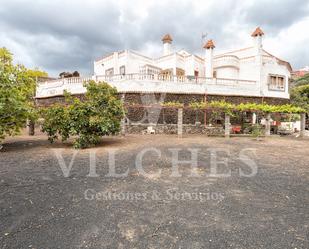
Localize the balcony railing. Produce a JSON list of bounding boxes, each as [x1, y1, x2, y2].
[[36, 74, 258, 98], [95, 74, 256, 85], [37, 74, 257, 88]]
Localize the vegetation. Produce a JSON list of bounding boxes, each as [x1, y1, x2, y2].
[[162, 101, 184, 108], [41, 81, 125, 149], [293, 73, 309, 87], [291, 84, 309, 114], [0, 47, 47, 145], [189, 101, 207, 110], [188, 100, 306, 114], [251, 124, 264, 139]]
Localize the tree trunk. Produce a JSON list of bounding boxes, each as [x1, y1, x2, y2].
[[28, 120, 35, 136]]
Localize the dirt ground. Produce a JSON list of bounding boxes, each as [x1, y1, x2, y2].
[[0, 134, 309, 249]]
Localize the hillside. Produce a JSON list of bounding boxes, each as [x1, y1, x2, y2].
[[294, 73, 309, 87]]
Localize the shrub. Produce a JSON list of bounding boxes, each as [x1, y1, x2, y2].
[[41, 81, 125, 149], [251, 124, 263, 139]]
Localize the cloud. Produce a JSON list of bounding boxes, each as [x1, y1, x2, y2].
[[243, 0, 309, 34], [0, 0, 308, 76]]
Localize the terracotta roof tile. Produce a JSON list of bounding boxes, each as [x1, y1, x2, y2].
[[162, 34, 173, 43], [203, 40, 215, 49], [251, 27, 264, 37]]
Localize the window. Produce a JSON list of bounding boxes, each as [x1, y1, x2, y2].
[[213, 71, 217, 78], [105, 68, 114, 76], [119, 66, 125, 75], [268, 74, 285, 91]]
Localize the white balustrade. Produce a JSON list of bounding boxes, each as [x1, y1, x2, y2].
[[36, 73, 259, 98]]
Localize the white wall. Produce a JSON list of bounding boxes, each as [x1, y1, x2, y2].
[[92, 43, 291, 99], [261, 57, 290, 98], [36, 77, 261, 98], [94, 50, 155, 76], [238, 57, 260, 81], [156, 54, 176, 73], [216, 67, 239, 79]]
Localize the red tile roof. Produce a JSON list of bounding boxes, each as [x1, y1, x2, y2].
[[162, 34, 173, 43], [203, 40, 215, 49], [251, 27, 264, 37]]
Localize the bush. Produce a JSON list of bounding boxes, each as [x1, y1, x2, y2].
[[251, 124, 263, 139], [41, 81, 125, 149]]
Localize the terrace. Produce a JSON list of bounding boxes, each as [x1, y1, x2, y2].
[[36, 74, 259, 98]]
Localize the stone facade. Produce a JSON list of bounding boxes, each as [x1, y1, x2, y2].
[[36, 92, 290, 126], [36, 92, 290, 107], [125, 124, 224, 135]]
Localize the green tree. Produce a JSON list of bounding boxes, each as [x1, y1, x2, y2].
[[0, 47, 45, 145], [41, 81, 125, 149], [24, 68, 48, 135], [291, 84, 309, 113], [26, 68, 48, 79], [294, 73, 309, 87]]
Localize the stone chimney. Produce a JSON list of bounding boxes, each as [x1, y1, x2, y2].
[[251, 27, 264, 95], [162, 34, 173, 56], [203, 39, 215, 78], [251, 27, 264, 55]]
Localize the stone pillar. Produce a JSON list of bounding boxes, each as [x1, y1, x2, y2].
[[27, 119, 35, 136], [224, 114, 230, 138], [265, 113, 271, 136], [120, 118, 126, 136], [120, 93, 126, 136], [177, 108, 183, 138], [300, 113, 306, 137], [252, 113, 257, 124]]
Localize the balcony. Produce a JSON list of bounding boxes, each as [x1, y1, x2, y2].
[[36, 74, 258, 98], [213, 55, 240, 69]]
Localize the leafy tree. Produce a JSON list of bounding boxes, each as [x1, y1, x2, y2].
[[26, 68, 48, 79], [0, 47, 46, 145], [294, 73, 309, 87], [41, 81, 125, 149], [291, 84, 309, 113], [24, 68, 48, 135]]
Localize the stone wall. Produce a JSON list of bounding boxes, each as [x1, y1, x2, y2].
[[36, 92, 290, 107], [36, 92, 290, 126], [125, 124, 224, 135]]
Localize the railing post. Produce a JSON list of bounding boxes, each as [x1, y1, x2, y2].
[[265, 113, 271, 136], [177, 108, 183, 138], [300, 113, 306, 137], [224, 113, 230, 138]]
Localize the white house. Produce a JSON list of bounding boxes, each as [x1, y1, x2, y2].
[[36, 27, 292, 100]]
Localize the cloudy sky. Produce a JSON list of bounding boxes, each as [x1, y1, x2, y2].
[[0, 0, 308, 76]]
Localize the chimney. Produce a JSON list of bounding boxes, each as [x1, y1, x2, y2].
[[203, 39, 215, 78], [162, 34, 173, 56], [251, 27, 264, 54]]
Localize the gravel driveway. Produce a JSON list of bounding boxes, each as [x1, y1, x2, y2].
[[0, 135, 308, 248]]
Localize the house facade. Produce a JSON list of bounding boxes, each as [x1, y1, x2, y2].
[[36, 27, 292, 104]]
